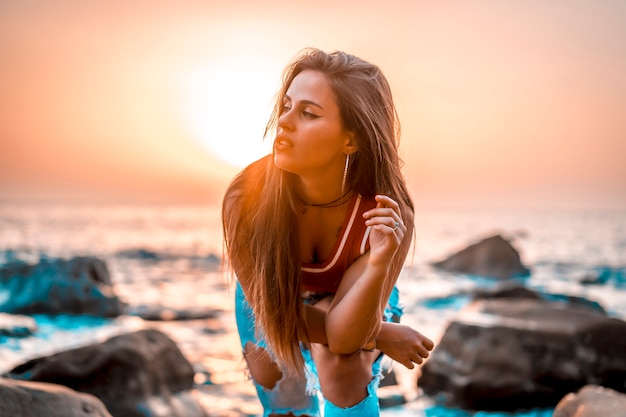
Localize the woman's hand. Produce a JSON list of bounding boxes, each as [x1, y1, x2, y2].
[[375, 322, 434, 369], [363, 195, 406, 269]]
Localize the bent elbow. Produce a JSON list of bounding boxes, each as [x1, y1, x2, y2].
[[327, 339, 362, 355]]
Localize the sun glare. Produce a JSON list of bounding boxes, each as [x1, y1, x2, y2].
[[177, 58, 280, 167]]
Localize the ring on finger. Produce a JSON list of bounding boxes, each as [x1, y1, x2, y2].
[[392, 221, 400, 231]]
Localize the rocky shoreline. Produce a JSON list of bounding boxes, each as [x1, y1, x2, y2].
[[1, 235, 625, 416]]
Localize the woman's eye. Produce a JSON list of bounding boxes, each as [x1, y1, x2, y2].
[[281, 105, 291, 114], [303, 111, 319, 119]]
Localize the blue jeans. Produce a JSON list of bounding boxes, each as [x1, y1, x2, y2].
[[234, 282, 403, 417]]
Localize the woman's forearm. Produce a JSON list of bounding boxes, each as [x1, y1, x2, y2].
[[305, 303, 395, 348], [324, 263, 390, 354]]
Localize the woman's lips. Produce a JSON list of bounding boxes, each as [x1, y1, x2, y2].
[[274, 136, 293, 151]]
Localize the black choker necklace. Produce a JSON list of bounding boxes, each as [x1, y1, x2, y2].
[[298, 190, 352, 214]]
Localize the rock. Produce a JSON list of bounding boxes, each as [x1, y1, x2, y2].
[[5, 329, 207, 417], [0, 376, 112, 416], [472, 282, 542, 301], [0, 256, 125, 317], [432, 234, 530, 280], [126, 304, 221, 321], [115, 248, 163, 261], [379, 368, 398, 388], [472, 283, 607, 315], [419, 297, 626, 411], [114, 249, 221, 271], [0, 312, 37, 337], [579, 266, 626, 288], [553, 384, 626, 417]]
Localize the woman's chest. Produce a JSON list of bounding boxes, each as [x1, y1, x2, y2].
[[298, 208, 346, 264]]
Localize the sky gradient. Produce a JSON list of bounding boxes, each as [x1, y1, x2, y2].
[[1, 0, 625, 208]]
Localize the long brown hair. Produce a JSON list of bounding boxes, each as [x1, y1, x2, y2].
[[222, 48, 413, 376]]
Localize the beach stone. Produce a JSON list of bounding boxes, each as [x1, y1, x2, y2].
[[472, 282, 607, 315], [432, 234, 530, 279], [0, 312, 37, 337], [0, 256, 125, 317], [0, 376, 112, 416], [127, 304, 221, 321], [579, 265, 626, 288], [115, 249, 221, 270], [472, 281, 542, 300], [553, 384, 626, 417], [5, 329, 207, 417], [419, 297, 626, 411]]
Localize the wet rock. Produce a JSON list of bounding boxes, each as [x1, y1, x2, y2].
[[472, 283, 607, 315], [553, 384, 626, 417], [114, 249, 221, 270], [419, 297, 626, 411], [115, 248, 163, 261], [127, 304, 221, 321], [579, 265, 626, 288], [0, 256, 125, 317], [472, 282, 542, 301], [0, 312, 37, 337], [432, 234, 530, 280], [0, 376, 112, 416], [5, 329, 207, 417], [379, 368, 398, 388]]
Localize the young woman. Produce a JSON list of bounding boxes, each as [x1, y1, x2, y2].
[[222, 48, 433, 417]]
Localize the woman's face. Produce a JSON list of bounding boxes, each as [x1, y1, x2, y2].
[[273, 70, 354, 178]]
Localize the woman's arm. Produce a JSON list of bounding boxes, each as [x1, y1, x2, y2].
[[323, 195, 413, 354], [305, 302, 433, 368]]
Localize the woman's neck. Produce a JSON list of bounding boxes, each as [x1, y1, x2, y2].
[[295, 176, 345, 207]]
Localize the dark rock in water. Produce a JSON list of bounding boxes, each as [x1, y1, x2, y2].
[[5, 329, 207, 417], [115, 248, 163, 261], [114, 249, 221, 270], [379, 368, 398, 388], [553, 384, 626, 417], [0, 256, 125, 317], [579, 265, 626, 288], [419, 297, 626, 411], [0, 376, 112, 416], [432, 234, 530, 280], [127, 304, 221, 321], [540, 292, 607, 315], [472, 283, 607, 315], [0, 312, 37, 337], [472, 282, 542, 300]]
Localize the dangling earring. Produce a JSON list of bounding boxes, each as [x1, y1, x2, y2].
[[341, 153, 350, 198]]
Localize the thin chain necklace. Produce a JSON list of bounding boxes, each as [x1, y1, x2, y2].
[[298, 189, 352, 215]]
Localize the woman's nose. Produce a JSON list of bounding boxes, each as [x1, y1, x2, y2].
[[278, 109, 295, 131]]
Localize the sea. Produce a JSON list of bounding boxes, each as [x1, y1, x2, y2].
[[0, 202, 625, 417]]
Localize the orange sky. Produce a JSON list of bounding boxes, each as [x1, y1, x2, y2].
[[1, 0, 625, 208]]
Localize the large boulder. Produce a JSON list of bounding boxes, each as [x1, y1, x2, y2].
[[0, 256, 125, 317], [432, 234, 530, 279], [5, 329, 207, 417], [419, 297, 626, 411], [0, 376, 112, 416], [553, 384, 626, 417]]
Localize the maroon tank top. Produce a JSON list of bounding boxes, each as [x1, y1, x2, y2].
[[301, 194, 377, 293]]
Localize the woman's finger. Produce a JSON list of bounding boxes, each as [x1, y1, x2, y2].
[[375, 194, 400, 216]]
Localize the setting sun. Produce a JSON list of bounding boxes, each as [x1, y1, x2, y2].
[[176, 57, 280, 168]]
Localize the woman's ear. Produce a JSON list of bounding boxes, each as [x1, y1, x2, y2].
[[344, 131, 358, 155]]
